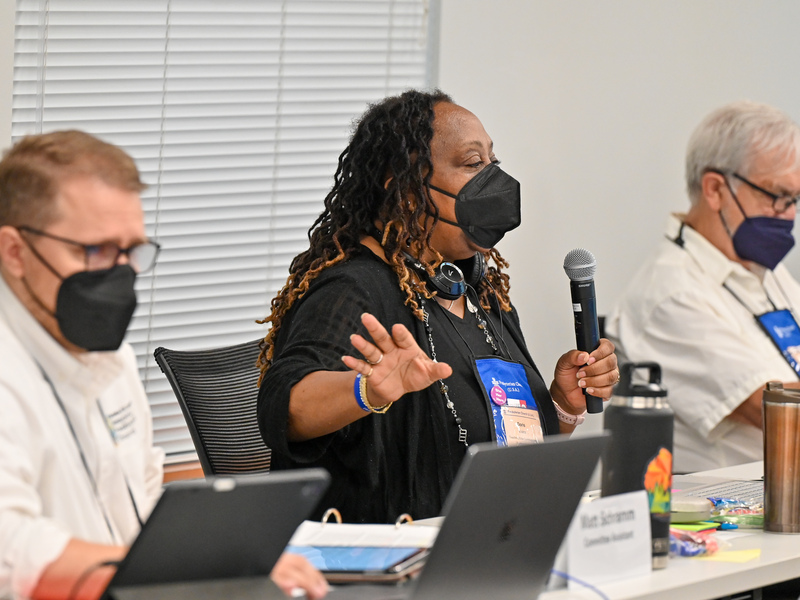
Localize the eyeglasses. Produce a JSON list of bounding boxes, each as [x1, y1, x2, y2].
[[732, 172, 800, 215], [18, 226, 161, 273]]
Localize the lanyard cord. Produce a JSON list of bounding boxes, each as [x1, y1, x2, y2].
[[468, 286, 514, 358], [435, 289, 511, 360], [421, 291, 531, 447], [36, 365, 144, 542], [771, 272, 797, 315], [671, 220, 800, 378], [671, 220, 791, 316], [94, 399, 145, 528], [721, 282, 778, 315]]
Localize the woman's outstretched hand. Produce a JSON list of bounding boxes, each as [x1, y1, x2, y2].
[[341, 312, 452, 407], [288, 312, 451, 441]]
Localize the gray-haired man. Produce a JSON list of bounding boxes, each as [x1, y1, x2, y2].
[[607, 101, 800, 473]]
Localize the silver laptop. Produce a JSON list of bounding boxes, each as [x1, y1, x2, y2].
[[102, 468, 330, 600], [328, 433, 608, 600], [672, 473, 764, 504]]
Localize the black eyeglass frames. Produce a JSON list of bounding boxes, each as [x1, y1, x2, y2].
[[732, 172, 800, 215], [17, 226, 160, 273]]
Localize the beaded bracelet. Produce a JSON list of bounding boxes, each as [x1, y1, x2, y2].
[[354, 373, 392, 414], [554, 401, 586, 426]]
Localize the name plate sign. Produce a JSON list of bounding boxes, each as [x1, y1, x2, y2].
[[566, 490, 652, 589]]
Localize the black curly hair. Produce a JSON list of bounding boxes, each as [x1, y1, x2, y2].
[[257, 89, 512, 380]]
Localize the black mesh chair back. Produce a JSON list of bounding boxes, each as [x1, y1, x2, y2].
[[154, 339, 271, 476]]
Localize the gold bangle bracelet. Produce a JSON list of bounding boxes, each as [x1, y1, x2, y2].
[[359, 372, 392, 414]]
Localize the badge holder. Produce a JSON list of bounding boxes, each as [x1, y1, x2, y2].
[[756, 309, 800, 376], [473, 356, 544, 446]]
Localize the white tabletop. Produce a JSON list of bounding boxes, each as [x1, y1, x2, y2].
[[540, 462, 800, 600]]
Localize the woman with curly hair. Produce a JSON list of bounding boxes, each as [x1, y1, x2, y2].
[[257, 90, 618, 523]]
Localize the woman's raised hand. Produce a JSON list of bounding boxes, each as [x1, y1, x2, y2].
[[342, 313, 452, 407]]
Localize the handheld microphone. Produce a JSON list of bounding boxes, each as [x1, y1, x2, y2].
[[563, 248, 603, 414]]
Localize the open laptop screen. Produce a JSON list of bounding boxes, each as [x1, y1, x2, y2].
[[412, 434, 608, 600], [103, 468, 330, 598]]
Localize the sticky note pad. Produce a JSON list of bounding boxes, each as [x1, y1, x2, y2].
[[698, 549, 761, 563]]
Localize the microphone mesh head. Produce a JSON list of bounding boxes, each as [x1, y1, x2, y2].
[[563, 248, 597, 282]]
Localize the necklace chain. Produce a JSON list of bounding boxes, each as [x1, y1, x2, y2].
[[421, 298, 468, 447], [466, 297, 499, 352]]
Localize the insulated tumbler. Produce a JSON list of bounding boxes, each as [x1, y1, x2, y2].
[[763, 381, 800, 533], [601, 362, 673, 569]]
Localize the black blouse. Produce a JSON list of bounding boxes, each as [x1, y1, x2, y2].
[[258, 248, 559, 523]]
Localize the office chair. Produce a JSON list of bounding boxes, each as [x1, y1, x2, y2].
[[154, 339, 271, 476]]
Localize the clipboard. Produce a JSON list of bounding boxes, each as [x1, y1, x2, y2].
[[285, 510, 438, 583]]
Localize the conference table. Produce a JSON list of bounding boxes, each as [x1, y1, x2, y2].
[[540, 461, 800, 600]]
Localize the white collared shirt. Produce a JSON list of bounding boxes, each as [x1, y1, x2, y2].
[[0, 276, 164, 599], [606, 214, 800, 472]]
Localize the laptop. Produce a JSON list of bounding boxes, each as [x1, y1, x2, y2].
[[672, 473, 764, 504], [102, 468, 330, 600], [327, 433, 608, 600]]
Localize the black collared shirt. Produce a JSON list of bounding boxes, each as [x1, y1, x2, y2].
[[258, 247, 557, 523]]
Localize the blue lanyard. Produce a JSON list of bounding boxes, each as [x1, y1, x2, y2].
[[672, 221, 800, 378]]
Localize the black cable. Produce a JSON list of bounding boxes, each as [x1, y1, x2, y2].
[[67, 559, 120, 600]]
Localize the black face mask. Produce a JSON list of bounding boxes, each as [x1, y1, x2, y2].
[[429, 163, 522, 249], [55, 265, 138, 351], [19, 230, 139, 351]]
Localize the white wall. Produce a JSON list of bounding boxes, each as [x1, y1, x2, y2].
[[3, 1, 799, 428], [438, 1, 800, 433], [0, 0, 14, 150]]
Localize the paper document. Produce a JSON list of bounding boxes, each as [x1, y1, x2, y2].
[[288, 520, 439, 548]]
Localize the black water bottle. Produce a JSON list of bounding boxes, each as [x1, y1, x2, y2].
[[601, 362, 673, 569]]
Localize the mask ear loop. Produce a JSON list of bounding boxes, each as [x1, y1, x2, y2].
[[21, 276, 58, 319], [17, 228, 68, 280], [428, 183, 464, 231], [712, 171, 749, 239], [17, 232, 65, 319]]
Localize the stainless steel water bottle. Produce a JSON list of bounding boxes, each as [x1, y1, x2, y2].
[[601, 362, 673, 569]]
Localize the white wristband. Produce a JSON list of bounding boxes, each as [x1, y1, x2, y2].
[[554, 401, 586, 426]]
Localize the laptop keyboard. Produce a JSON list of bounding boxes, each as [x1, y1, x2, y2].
[[681, 480, 763, 503]]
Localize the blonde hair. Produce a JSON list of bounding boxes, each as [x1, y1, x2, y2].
[[0, 130, 145, 228]]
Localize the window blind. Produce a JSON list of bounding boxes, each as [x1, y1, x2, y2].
[[13, 0, 434, 458]]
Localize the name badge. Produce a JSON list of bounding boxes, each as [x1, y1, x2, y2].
[[474, 357, 543, 446], [756, 309, 800, 376]]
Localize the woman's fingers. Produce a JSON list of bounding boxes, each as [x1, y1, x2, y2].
[[350, 317, 423, 365], [347, 313, 396, 368], [343, 316, 452, 401], [341, 354, 375, 377], [389, 322, 417, 349], [360, 312, 395, 353], [576, 339, 618, 397], [428, 359, 453, 381]]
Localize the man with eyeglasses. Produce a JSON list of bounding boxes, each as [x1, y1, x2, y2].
[[0, 131, 328, 600], [607, 101, 800, 473]]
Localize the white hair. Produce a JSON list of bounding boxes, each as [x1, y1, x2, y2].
[[685, 100, 800, 205]]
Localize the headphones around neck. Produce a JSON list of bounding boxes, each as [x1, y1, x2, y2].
[[368, 225, 486, 300], [402, 251, 486, 301]]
